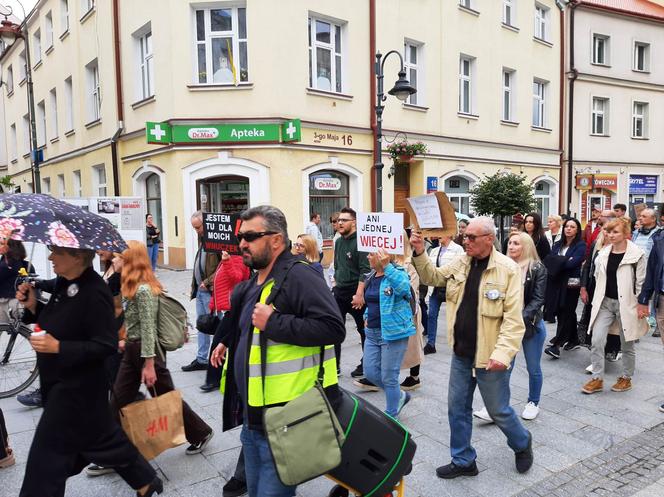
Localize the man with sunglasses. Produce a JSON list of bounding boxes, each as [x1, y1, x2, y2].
[[332, 207, 371, 380], [410, 217, 532, 479], [210, 205, 345, 497]]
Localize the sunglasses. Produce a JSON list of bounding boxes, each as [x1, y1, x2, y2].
[[293, 242, 305, 248], [236, 231, 278, 243], [463, 233, 491, 242], [337, 218, 354, 223]]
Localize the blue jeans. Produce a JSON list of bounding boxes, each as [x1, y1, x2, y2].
[[426, 290, 444, 346], [519, 320, 546, 405], [448, 354, 530, 467], [363, 327, 409, 417], [241, 425, 296, 497], [195, 289, 212, 363], [147, 243, 159, 271]]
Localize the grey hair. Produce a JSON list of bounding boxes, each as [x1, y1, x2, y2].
[[470, 216, 496, 237], [641, 208, 656, 219], [240, 205, 290, 246], [191, 210, 203, 222]]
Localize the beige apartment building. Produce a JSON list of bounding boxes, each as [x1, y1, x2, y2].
[[0, 0, 564, 269]]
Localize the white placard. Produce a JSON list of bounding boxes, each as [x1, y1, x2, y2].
[[407, 194, 444, 229], [357, 212, 404, 255]]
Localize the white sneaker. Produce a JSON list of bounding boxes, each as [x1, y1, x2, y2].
[[472, 407, 494, 423], [585, 364, 593, 374], [521, 402, 540, 420]]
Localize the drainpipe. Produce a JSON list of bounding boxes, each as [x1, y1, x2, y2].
[[110, 126, 123, 195], [557, 1, 565, 215], [112, 0, 124, 195], [567, 1, 579, 216], [369, 0, 377, 211]]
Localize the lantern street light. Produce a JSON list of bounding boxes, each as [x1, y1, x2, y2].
[[0, 7, 42, 193], [374, 50, 416, 212]]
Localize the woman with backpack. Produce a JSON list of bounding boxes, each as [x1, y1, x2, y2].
[[111, 241, 214, 455]]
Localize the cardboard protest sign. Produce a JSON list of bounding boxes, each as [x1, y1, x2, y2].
[[405, 192, 457, 238], [202, 212, 242, 255], [357, 212, 404, 255]]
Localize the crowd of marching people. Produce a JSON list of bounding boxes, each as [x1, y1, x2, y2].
[[2, 197, 664, 497]]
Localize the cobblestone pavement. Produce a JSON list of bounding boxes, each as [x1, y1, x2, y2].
[[1, 267, 663, 496]]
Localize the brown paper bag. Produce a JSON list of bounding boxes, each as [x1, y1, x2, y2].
[[120, 389, 187, 460]]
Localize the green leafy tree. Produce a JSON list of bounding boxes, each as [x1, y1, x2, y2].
[[0, 175, 15, 193], [470, 172, 536, 244]]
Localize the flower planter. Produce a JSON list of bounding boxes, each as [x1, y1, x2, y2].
[[397, 154, 414, 164]]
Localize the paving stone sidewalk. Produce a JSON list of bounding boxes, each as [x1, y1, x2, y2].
[[1, 267, 664, 496]]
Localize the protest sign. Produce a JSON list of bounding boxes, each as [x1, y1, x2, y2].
[[405, 192, 457, 238], [357, 212, 404, 255], [202, 212, 242, 255]]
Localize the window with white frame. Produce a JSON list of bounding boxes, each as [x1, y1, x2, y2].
[[308, 16, 344, 93], [36, 100, 46, 147], [86, 59, 101, 122], [64, 76, 74, 131], [22, 114, 30, 154], [592, 34, 609, 65], [81, 0, 94, 16], [33, 29, 41, 64], [591, 97, 608, 135], [45, 11, 54, 48], [6, 65, 13, 94], [57, 174, 65, 197], [42, 177, 51, 194], [19, 50, 26, 80], [61, 0, 69, 33], [134, 26, 154, 100], [503, 0, 515, 26], [72, 170, 81, 197], [632, 101, 648, 138], [532, 79, 547, 127], [534, 3, 548, 41], [49, 88, 58, 138], [195, 6, 248, 85], [403, 41, 422, 105], [9, 124, 17, 161], [93, 165, 107, 196], [502, 69, 515, 121], [459, 55, 475, 114], [633, 42, 650, 72]]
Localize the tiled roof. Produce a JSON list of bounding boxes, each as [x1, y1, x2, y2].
[[579, 0, 664, 20]]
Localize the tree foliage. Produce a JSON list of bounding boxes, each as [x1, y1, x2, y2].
[[470, 172, 536, 218]]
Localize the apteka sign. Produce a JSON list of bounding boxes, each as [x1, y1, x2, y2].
[[202, 212, 242, 255], [357, 212, 404, 255]]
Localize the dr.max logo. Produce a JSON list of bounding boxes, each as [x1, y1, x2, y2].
[[187, 128, 219, 140]]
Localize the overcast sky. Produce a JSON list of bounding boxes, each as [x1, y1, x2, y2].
[[0, 0, 39, 19]]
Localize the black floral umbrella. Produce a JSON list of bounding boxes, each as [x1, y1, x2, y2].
[[0, 193, 127, 251]]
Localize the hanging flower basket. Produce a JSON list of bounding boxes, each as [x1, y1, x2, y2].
[[387, 141, 428, 167], [397, 154, 414, 164]]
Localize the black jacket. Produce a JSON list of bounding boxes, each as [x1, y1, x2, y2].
[[639, 232, 664, 308], [0, 257, 33, 298], [533, 236, 551, 261], [214, 250, 345, 431], [523, 261, 547, 337]]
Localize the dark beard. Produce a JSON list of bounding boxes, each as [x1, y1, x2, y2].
[[242, 245, 272, 270]]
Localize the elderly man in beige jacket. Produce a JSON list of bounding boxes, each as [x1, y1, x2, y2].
[[410, 217, 533, 479]]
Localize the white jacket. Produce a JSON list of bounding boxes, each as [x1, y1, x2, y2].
[[428, 241, 465, 273], [588, 240, 648, 342]]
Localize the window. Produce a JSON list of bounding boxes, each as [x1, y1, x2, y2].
[[503, 0, 515, 26], [33, 29, 41, 64], [534, 3, 548, 41], [308, 16, 343, 93], [72, 170, 81, 197], [444, 176, 475, 215], [145, 173, 163, 237], [9, 124, 17, 161], [459, 55, 475, 114], [61, 0, 69, 33], [36, 100, 46, 147], [137, 29, 154, 99], [22, 114, 30, 154], [57, 174, 65, 197], [592, 34, 609, 65], [632, 102, 648, 138], [591, 97, 608, 135], [403, 42, 421, 105], [532, 79, 546, 128], [195, 6, 248, 85], [93, 165, 107, 196], [309, 171, 349, 239], [534, 181, 552, 221], [45, 11, 54, 48], [6, 65, 13, 94], [633, 42, 650, 72], [502, 69, 515, 121], [42, 177, 51, 194], [49, 88, 58, 138], [19, 50, 26, 81], [64, 76, 74, 131], [81, 0, 94, 16], [86, 59, 101, 122]]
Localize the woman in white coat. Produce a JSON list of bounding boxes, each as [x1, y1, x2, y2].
[[582, 218, 648, 395]]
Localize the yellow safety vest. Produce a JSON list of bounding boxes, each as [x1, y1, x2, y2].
[[221, 278, 338, 406]]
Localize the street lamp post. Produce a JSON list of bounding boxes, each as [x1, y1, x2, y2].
[[374, 50, 416, 212], [0, 12, 42, 193]]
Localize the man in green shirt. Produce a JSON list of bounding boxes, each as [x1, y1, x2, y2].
[[333, 207, 371, 379]]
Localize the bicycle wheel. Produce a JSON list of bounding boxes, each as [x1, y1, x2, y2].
[[0, 324, 39, 398]]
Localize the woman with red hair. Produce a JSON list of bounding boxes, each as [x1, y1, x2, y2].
[[111, 241, 213, 456]]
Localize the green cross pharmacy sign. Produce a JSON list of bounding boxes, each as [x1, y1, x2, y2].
[[146, 120, 301, 145]]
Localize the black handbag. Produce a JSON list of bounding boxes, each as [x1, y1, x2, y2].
[[196, 312, 220, 335]]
